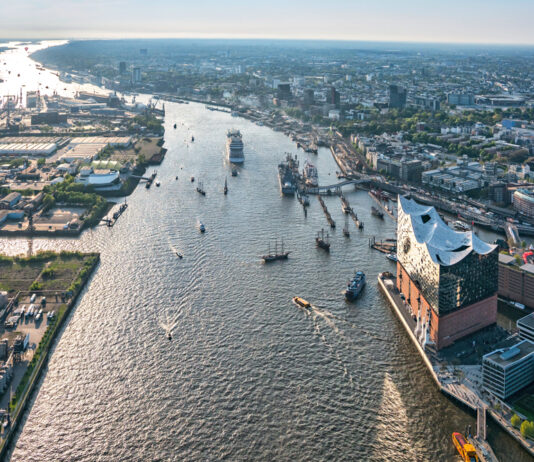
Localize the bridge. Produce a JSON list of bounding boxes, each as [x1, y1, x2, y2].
[[304, 178, 369, 195]]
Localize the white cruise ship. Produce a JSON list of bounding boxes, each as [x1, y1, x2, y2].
[[226, 129, 244, 163]]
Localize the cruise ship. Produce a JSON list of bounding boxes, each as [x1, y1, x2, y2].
[[278, 153, 299, 196], [226, 129, 244, 163], [303, 160, 318, 187]]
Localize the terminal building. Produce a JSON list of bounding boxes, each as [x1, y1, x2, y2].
[[396, 196, 499, 350], [482, 340, 534, 400]]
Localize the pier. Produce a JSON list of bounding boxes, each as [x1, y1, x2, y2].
[[369, 190, 396, 221], [100, 201, 128, 227], [317, 196, 336, 228], [368, 236, 396, 253], [378, 273, 531, 462]]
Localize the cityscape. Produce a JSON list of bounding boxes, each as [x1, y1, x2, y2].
[[1, 1, 534, 461]]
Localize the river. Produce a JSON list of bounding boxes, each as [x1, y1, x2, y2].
[[0, 41, 531, 461]]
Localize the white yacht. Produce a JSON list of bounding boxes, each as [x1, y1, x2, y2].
[[226, 130, 244, 163]]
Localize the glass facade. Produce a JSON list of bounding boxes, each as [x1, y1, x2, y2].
[[398, 198, 498, 317]]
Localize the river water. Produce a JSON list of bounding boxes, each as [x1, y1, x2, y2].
[[0, 42, 530, 461]]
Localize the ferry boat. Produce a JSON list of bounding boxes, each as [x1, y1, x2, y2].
[[262, 239, 290, 262], [292, 297, 311, 309], [452, 432, 478, 462], [226, 129, 245, 163], [371, 206, 384, 219], [303, 160, 318, 187], [316, 229, 330, 251], [345, 271, 366, 301], [278, 153, 298, 196]]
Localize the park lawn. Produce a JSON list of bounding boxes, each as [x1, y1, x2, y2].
[[0, 261, 44, 293], [514, 394, 534, 422]]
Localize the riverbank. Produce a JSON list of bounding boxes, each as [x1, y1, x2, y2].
[[378, 272, 534, 460], [0, 251, 100, 460]]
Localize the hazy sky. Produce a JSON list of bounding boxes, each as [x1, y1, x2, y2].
[[2, 0, 534, 45]]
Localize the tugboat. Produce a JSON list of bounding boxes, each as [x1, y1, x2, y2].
[[199, 222, 206, 233], [292, 297, 311, 309], [316, 229, 330, 251], [262, 239, 290, 262], [371, 206, 384, 219], [345, 271, 366, 301], [224, 177, 228, 195]]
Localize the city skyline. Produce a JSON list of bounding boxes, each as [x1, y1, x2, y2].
[[2, 0, 534, 45]]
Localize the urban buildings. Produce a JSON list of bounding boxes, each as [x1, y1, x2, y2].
[[132, 67, 141, 84], [482, 340, 534, 400], [513, 189, 534, 217], [396, 196, 499, 350], [498, 254, 534, 309], [517, 313, 534, 343], [389, 84, 407, 109], [447, 93, 474, 106]]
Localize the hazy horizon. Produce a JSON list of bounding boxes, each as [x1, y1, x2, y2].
[[2, 0, 534, 45]]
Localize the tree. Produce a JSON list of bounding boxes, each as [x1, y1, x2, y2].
[[511, 413, 522, 429], [42, 193, 55, 211], [521, 420, 534, 439], [37, 158, 46, 167]]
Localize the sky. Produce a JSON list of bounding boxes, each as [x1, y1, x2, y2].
[[2, 0, 534, 45]]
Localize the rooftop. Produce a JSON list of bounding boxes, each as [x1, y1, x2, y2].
[[398, 195, 497, 266], [518, 313, 534, 331], [499, 254, 516, 265], [483, 339, 534, 368]]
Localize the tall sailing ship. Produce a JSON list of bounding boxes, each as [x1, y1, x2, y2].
[[226, 129, 245, 163]]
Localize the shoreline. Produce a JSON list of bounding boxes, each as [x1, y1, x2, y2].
[[0, 253, 100, 460], [378, 273, 534, 460]]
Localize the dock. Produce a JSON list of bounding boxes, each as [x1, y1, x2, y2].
[[317, 196, 336, 228], [369, 236, 395, 253], [369, 190, 397, 221], [100, 201, 128, 227], [377, 273, 533, 462]]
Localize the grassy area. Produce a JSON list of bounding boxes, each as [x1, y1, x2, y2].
[[0, 251, 97, 295]]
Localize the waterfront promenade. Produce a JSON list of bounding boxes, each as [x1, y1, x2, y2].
[[377, 273, 532, 462]]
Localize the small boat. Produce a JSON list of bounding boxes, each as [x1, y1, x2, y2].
[[173, 123, 177, 129], [386, 253, 397, 262], [191, 176, 195, 182], [191, 136, 195, 142], [292, 297, 311, 309], [175, 176, 178, 180], [145, 182, 150, 189], [316, 229, 330, 251], [345, 271, 366, 301], [224, 177, 228, 195], [176, 252, 183, 259], [452, 433, 478, 462], [199, 222, 206, 233], [343, 226, 350, 238], [155, 181, 160, 187], [371, 206, 384, 219], [231, 168, 238, 177], [196, 181, 206, 196], [262, 239, 290, 262]]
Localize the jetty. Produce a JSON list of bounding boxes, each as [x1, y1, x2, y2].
[[317, 196, 336, 229], [369, 190, 396, 221], [368, 236, 396, 253], [100, 201, 128, 227]]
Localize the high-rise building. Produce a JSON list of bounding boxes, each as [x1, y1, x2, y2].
[[277, 83, 291, 101], [396, 196, 498, 350], [513, 189, 534, 217], [132, 67, 141, 84], [329, 86, 340, 108], [119, 61, 127, 74], [303, 89, 315, 106], [389, 85, 407, 109]]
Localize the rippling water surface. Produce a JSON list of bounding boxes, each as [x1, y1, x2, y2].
[[0, 44, 530, 462]]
